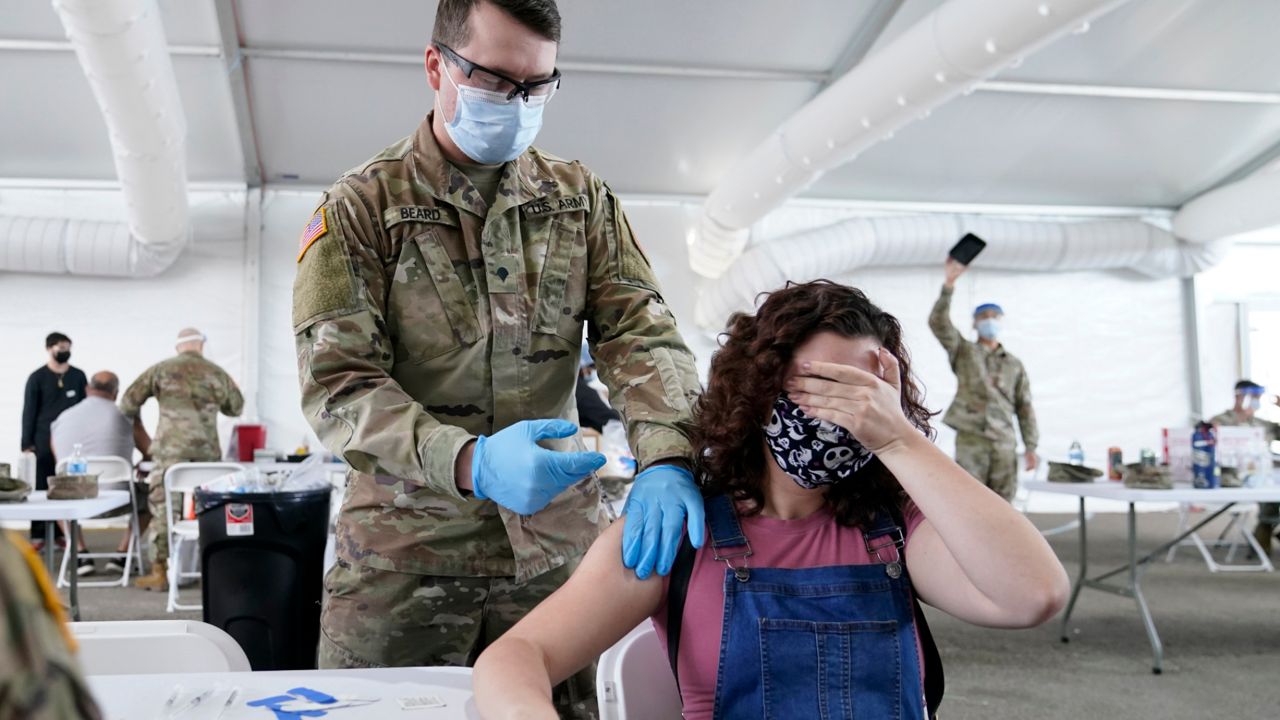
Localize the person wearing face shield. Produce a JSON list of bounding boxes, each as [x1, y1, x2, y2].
[[1210, 380, 1280, 554], [21, 332, 87, 547], [291, 1, 701, 711], [929, 259, 1039, 501]]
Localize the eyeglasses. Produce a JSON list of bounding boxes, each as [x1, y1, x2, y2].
[[435, 42, 561, 102]]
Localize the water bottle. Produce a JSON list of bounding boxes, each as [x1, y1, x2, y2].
[[68, 443, 88, 475], [1191, 423, 1217, 489], [1068, 440, 1085, 466]]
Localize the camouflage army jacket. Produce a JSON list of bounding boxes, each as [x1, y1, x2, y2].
[[1209, 409, 1280, 443], [0, 532, 102, 720], [119, 351, 244, 461], [292, 113, 700, 582], [929, 286, 1038, 451]]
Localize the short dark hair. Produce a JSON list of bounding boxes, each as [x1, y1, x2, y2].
[[1235, 379, 1261, 392], [46, 332, 71, 348], [433, 0, 561, 48]]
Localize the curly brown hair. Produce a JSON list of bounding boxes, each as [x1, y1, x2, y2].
[[690, 280, 936, 528]]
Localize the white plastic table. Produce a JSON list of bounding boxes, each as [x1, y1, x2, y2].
[[1025, 480, 1280, 673], [0, 490, 130, 620], [88, 666, 478, 719]]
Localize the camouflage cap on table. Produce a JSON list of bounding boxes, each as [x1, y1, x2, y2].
[[1047, 462, 1104, 483]]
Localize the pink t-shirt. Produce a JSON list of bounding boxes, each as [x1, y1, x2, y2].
[[651, 501, 926, 720]]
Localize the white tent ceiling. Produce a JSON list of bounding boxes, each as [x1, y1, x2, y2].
[[3, 0, 1280, 208]]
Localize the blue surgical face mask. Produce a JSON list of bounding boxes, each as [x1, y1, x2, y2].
[[976, 318, 1001, 340], [439, 65, 546, 165], [1244, 394, 1262, 411]]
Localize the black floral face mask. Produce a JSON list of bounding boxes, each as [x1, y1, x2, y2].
[[763, 395, 875, 489]]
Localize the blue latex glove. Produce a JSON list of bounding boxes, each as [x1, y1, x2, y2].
[[621, 464, 706, 579], [472, 419, 606, 515]]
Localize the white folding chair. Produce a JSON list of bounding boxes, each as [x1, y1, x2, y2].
[[55, 456, 142, 588], [71, 620, 250, 675], [163, 462, 245, 612], [1165, 502, 1273, 572], [597, 620, 682, 720]]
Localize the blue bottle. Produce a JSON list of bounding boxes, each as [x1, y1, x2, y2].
[[1191, 423, 1217, 489]]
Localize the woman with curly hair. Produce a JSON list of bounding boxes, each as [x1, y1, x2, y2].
[[475, 280, 1068, 720]]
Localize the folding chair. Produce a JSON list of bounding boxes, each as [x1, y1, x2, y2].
[[71, 620, 250, 674], [162, 462, 244, 612], [1165, 502, 1273, 572], [55, 456, 142, 588], [596, 621, 682, 720]]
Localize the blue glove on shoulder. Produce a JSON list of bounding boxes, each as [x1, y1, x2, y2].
[[472, 419, 605, 516], [621, 464, 706, 579]]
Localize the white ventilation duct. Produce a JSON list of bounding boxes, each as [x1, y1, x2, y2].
[[1173, 167, 1280, 244], [0, 0, 190, 277], [688, 0, 1131, 279], [694, 215, 1228, 330]]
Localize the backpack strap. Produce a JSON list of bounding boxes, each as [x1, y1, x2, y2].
[[665, 533, 698, 696], [666, 493, 744, 696], [885, 503, 945, 719]]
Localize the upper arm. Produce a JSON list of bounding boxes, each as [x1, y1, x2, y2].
[[904, 519, 1015, 628], [500, 521, 665, 685], [1015, 367, 1033, 405], [221, 373, 245, 416], [292, 184, 387, 336], [118, 369, 152, 419], [928, 291, 962, 357]]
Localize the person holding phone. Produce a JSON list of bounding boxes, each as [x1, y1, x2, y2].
[[930, 256, 1039, 501]]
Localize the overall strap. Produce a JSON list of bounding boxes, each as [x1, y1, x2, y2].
[[705, 494, 748, 550], [883, 503, 945, 720]]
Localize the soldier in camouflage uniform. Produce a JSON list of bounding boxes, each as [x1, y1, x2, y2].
[[1210, 380, 1280, 554], [292, 1, 702, 716], [930, 259, 1039, 501], [0, 531, 102, 719], [119, 328, 244, 590]]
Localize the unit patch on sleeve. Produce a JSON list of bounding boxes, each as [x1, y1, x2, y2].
[[297, 207, 329, 263]]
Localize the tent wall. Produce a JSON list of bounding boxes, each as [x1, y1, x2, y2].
[[0, 188, 248, 459], [0, 187, 1239, 473]]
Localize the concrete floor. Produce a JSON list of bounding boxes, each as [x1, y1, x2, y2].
[[59, 509, 1280, 718]]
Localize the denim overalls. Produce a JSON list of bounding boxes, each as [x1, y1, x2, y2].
[[704, 495, 927, 719]]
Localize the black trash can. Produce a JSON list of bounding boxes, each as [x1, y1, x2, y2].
[[195, 487, 330, 670]]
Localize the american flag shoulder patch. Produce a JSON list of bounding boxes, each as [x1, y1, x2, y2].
[[297, 207, 329, 262]]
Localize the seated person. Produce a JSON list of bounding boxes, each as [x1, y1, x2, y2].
[[50, 371, 152, 575], [474, 280, 1069, 720]]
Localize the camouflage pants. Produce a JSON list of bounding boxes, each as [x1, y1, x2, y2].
[[145, 457, 216, 565], [1256, 503, 1280, 554], [319, 560, 597, 719], [955, 432, 1018, 501]]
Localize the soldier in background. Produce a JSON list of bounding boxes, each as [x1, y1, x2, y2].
[[0, 531, 102, 719], [1210, 379, 1280, 554], [292, 0, 703, 715], [120, 328, 244, 591], [930, 259, 1039, 501]]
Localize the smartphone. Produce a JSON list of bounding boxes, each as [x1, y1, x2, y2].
[[948, 233, 987, 266]]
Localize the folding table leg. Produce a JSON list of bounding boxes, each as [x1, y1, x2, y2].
[[68, 520, 80, 622], [44, 523, 55, 574], [1060, 497, 1088, 642], [1128, 503, 1163, 674]]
